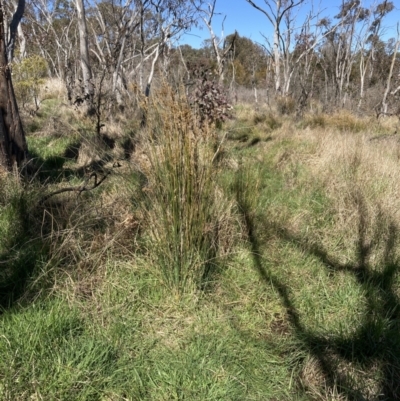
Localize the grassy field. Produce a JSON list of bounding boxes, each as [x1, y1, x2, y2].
[[1, 85, 400, 400]]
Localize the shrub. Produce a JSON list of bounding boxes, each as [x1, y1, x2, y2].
[[253, 113, 267, 125], [12, 56, 48, 113], [301, 114, 327, 129], [326, 111, 368, 133], [189, 69, 232, 127]]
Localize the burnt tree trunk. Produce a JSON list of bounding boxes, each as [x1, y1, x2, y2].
[[0, 2, 27, 172]]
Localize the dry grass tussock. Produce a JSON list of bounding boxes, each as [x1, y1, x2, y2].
[[0, 151, 140, 304], [40, 77, 68, 102], [301, 110, 372, 132], [234, 102, 261, 121], [136, 85, 237, 293], [33, 179, 138, 296]]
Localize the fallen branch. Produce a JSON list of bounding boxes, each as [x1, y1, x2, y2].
[[39, 171, 110, 205]]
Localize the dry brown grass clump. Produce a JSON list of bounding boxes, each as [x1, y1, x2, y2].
[[40, 78, 68, 101], [34, 169, 142, 300], [301, 111, 372, 132], [276, 95, 296, 115]]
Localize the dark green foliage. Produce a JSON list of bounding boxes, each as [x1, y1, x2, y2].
[[13, 55, 48, 112]]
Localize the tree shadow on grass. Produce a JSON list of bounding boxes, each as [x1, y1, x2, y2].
[[235, 180, 400, 400], [0, 194, 46, 311], [0, 246, 42, 311]]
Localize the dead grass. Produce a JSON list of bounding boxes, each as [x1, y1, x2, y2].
[[292, 129, 400, 264], [40, 78, 67, 101], [301, 110, 385, 134]]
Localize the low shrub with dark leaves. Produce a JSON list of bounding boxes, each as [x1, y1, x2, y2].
[[188, 66, 232, 127]]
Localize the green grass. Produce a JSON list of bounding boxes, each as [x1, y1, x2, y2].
[[0, 176, 46, 308], [27, 134, 79, 168], [2, 92, 400, 399], [0, 299, 119, 400]]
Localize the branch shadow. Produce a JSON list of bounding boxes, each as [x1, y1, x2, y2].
[[235, 179, 400, 400]]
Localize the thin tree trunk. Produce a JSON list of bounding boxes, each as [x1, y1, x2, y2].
[[140, 45, 160, 128], [230, 58, 236, 103], [0, 2, 27, 171], [382, 35, 399, 115], [273, 20, 281, 94], [144, 45, 159, 98], [75, 0, 94, 108]]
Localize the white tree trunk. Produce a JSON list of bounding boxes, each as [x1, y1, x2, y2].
[[75, 0, 94, 104], [382, 36, 399, 115], [273, 19, 281, 94]]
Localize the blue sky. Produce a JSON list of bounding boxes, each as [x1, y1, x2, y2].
[[179, 0, 400, 48]]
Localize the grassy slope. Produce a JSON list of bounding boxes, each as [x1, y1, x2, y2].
[[2, 96, 400, 400]]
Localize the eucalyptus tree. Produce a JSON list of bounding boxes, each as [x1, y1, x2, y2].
[[75, 0, 94, 108], [140, 0, 205, 97], [381, 27, 399, 114], [0, 0, 28, 171], [223, 33, 267, 102], [358, 0, 394, 109], [88, 0, 204, 101], [27, 0, 77, 80], [199, 0, 237, 85], [88, 0, 146, 104], [315, 0, 374, 105], [244, 0, 306, 95]]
